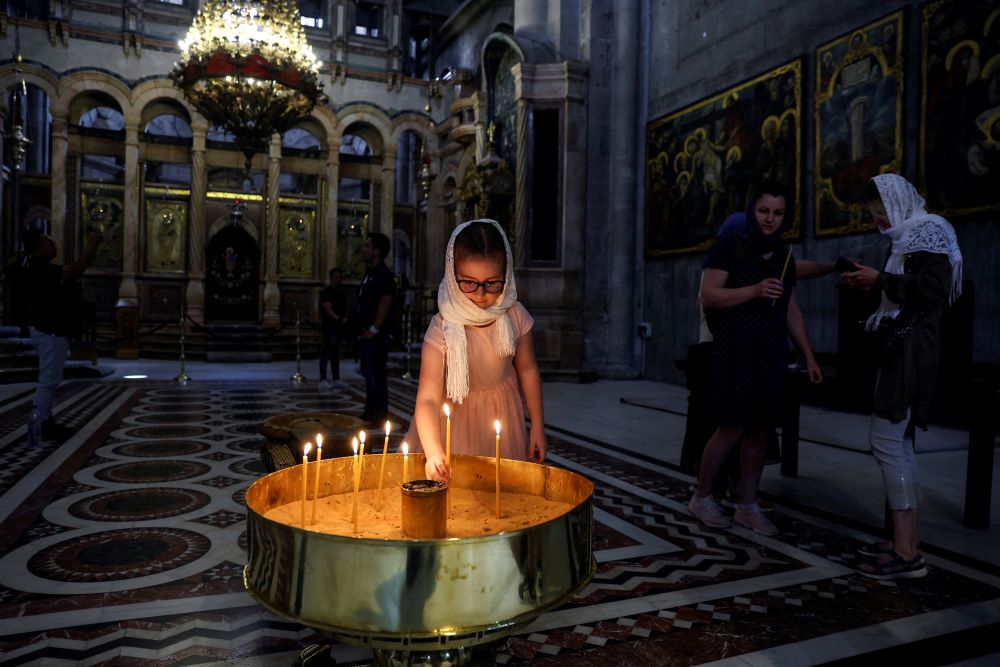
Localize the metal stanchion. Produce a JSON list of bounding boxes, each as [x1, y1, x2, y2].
[[174, 314, 191, 385], [291, 307, 306, 384], [401, 305, 414, 380]]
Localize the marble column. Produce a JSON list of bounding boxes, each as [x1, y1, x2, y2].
[[117, 123, 140, 308], [324, 138, 341, 273], [186, 122, 207, 325], [262, 133, 282, 327], [513, 95, 529, 268], [380, 149, 396, 240], [48, 115, 69, 260]]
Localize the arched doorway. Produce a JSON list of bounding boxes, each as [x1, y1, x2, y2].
[[205, 226, 260, 322]]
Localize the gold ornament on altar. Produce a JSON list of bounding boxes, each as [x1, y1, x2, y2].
[[171, 0, 325, 174]]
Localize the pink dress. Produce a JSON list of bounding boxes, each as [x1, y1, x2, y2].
[[408, 302, 534, 460]]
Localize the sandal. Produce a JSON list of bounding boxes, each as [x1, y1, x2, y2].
[[857, 540, 921, 559], [857, 550, 927, 580]]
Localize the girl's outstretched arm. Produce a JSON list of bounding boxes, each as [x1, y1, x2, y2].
[[414, 342, 449, 481], [513, 330, 547, 462]]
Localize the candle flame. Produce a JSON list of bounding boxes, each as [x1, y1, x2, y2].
[[494, 420, 501, 435], [401, 441, 408, 455], [303, 443, 312, 457], [359, 430, 366, 444], [443, 403, 450, 417], [316, 433, 323, 450], [352, 437, 358, 455], [385, 420, 391, 435]]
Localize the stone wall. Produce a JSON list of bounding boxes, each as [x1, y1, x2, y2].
[[642, 0, 1000, 383]]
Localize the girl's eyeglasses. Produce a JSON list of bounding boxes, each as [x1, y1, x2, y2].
[[456, 279, 505, 294]]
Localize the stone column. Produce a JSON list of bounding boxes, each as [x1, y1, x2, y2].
[[186, 121, 207, 325], [262, 133, 282, 327], [118, 123, 140, 307], [513, 93, 529, 268], [48, 115, 69, 261], [325, 138, 341, 273], [380, 148, 396, 240], [115, 123, 141, 358]]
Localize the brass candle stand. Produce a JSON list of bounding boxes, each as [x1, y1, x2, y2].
[[173, 314, 191, 385], [291, 306, 306, 384], [244, 455, 595, 666]]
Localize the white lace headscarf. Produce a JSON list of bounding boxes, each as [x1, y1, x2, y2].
[[438, 219, 518, 404], [866, 174, 963, 331]]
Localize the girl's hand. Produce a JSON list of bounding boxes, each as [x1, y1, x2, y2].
[[425, 453, 450, 482], [754, 277, 784, 300], [528, 424, 548, 463]]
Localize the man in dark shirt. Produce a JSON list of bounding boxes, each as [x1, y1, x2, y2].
[[21, 228, 103, 442], [355, 232, 394, 425], [318, 267, 347, 389]]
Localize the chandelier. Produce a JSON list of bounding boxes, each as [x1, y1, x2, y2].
[[172, 0, 324, 174]]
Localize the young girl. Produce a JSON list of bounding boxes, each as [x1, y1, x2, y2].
[[409, 219, 547, 482]]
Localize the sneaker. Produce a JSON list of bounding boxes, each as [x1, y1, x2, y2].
[[41, 419, 74, 443], [734, 501, 779, 536], [330, 380, 348, 390], [688, 493, 731, 528]]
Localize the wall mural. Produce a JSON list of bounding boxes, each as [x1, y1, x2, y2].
[[920, 0, 1000, 215], [279, 207, 315, 276], [145, 199, 187, 272], [815, 11, 905, 237], [645, 59, 802, 256]]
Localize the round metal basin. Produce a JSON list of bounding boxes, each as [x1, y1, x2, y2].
[[244, 454, 594, 652]]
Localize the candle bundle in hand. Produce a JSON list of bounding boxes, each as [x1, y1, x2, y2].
[[300, 443, 312, 527]]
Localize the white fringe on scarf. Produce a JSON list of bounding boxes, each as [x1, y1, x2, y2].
[[865, 174, 964, 331], [437, 219, 518, 404]]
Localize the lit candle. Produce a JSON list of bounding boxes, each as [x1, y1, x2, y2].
[[376, 421, 390, 511], [351, 436, 360, 533], [300, 442, 312, 528], [443, 403, 451, 516], [443, 403, 452, 466], [401, 441, 409, 483], [311, 434, 323, 525], [494, 420, 501, 519]]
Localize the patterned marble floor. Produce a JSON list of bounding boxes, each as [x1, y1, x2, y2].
[[0, 378, 997, 666]]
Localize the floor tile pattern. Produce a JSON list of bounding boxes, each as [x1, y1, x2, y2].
[[0, 380, 996, 666]]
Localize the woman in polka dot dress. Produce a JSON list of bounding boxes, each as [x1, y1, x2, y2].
[[687, 181, 823, 536]]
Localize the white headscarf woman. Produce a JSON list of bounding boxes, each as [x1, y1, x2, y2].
[[437, 219, 518, 404], [865, 174, 963, 331]]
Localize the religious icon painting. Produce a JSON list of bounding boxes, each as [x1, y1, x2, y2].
[[144, 199, 187, 272], [278, 206, 316, 277], [645, 59, 802, 257], [815, 11, 905, 237], [920, 0, 1000, 216]]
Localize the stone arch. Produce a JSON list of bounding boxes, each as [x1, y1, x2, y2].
[[390, 113, 434, 148], [208, 212, 259, 244], [55, 71, 132, 123], [308, 104, 340, 150], [333, 104, 391, 153], [130, 81, 196, 129], [0, 64, 60, 111]]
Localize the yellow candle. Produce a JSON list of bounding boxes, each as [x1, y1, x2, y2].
[[443, 403, 452, 466], [443, 403, 451, 516], [300, 442, 312, 528], [311, 434, 323, 525], [351, 436, 360, 533], [494, 420, 501, 518], [376, 421, 390, 510], [401, 441, 409, 483]]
